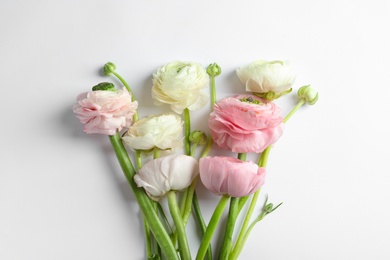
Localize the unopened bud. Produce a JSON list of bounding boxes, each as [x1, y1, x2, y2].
[[103, 62, 116, 76], [264, 203, 274, 213], [189, 130, 207, 145], [298, 85, 318, 105], [206, 63, 222, 77]]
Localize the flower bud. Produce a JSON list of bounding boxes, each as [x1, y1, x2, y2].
[[189, 130, 207, 145], [206, 63, 221, 77], [298, 85, 318, 105], [92, 82, 116, 92], [263, 203, 274, 213], [103, 62, 116, 76]]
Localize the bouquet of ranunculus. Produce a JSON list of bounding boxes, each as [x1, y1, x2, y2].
[[73, 60, 318, 260]]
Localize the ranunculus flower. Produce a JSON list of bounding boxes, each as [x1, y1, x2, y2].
[[134, 154, 199, 200], [208, 95, 283, 153], [73, 89, 138, 135], [152, 61, 209, 114], [199, 156, 266, 197], [236, 60, 296, 94], [122, 114, 183, 151]]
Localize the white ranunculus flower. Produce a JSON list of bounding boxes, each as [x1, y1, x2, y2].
[[122, 114, 183, 151], [152, 61, 209, 114], [236, 60, 296, 94], [134, 154, 199, 200]]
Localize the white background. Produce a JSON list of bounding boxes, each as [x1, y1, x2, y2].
[[1, 0, 389, 259]]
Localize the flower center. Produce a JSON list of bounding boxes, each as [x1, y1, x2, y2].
[[239, 96, 263, 105]]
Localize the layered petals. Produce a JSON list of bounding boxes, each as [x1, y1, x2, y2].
[[199, 156, 266, 197], [134, 154, 199, 200], [122, 114, 183, 151], [237, 60, 296, 94], [209, 95, 284, 153], [73, 89, 138, 135], [152, 61, 209, 113]]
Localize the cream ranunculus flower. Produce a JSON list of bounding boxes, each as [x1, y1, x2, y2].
[[236, 60, 296, 99], [122, 114, 183, 151], [134, 154, 199, 201], [152, 61, 209, 114]]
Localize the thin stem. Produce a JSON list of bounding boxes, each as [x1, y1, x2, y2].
[[153, 148, 161, 159], [283, 99, 305, 123], [190, 142, 198, 157], [231, 148, 271, 259], [167, 191, 191, 260], [196, 195, 230, 260], [182, 177, 198, 225], [111, 71, 139, 121], [112, 71, 132, 96], [192, 191, 212, 260], [237, 196, 250, 214], [257, 146, 271, 167], [210, 75, 216, 109], [230, 99, 306, 259], [231, 211, 267, 260], [152, 201, 162, 259], [143, 217, 153, 259], [135, 150, 142, 170], [237, 153, 246, 161], [108, 133, 178, 260], [219, 197, 239, 260], [183, 108, 191, 156], [200, 137, 214, 158]]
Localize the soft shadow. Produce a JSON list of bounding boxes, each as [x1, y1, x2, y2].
[[59, 99, 137, 203]]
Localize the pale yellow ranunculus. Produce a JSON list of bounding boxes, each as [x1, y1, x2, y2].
[[236, 60, 296, 94], [122, 113, 183, 151], [152, 61, 209, 114]]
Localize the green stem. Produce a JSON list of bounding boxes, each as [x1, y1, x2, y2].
[[231, 211, 267, 260], [237, 196, 250, 214], [108, 133, 178, 260], [153, 148, 161, 159], [182, 176, 198, 225], [143, 217, 153, 259], [183, 108, 191, 156], [283, 99, 305, 123], [167, 191, 191, 260], [111, 71, 139, 121], [190, 142, 198, 157], [192, 191, 212, 260], [135, 150, 142, 170], [210, 74, 216, 109], [230, 99, 306, 259], [200, 137, 214, 158], [112, 71, 132, 97], [219, 197, 239, 260], [237, 153, 246, 161], [230, 147, 271, 260], [196, 195, 230, 260]]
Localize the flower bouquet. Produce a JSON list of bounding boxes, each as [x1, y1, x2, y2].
[[73, 60, 318, 260]]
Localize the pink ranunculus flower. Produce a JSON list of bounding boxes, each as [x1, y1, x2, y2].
[[73, 89, 138, 135], [208, 94, 284, 153], [199, 156, 266, 197]]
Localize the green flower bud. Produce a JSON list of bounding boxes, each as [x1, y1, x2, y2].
[[298, 85, 318, 105], [92, 82, 116, 92], [263, 203, 274, 213], [206, 63, 222, 77], [189, 130, 207, 145], [103, 62, 116, 76]]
